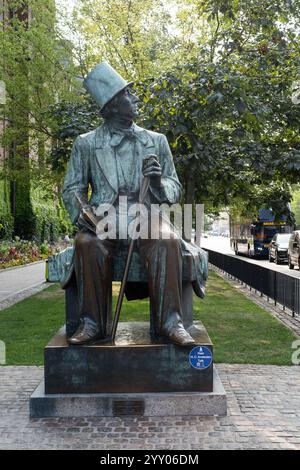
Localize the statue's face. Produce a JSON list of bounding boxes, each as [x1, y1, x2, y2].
[[115, 86, 139, 119]]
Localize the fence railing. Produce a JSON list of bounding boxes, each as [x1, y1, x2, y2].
[[205, 249, 300, 317]]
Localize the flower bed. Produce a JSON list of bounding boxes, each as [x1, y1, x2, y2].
[[0, 238, 62, 269]]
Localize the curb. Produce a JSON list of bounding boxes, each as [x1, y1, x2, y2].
[[0, 282, 50, 312], [0, 260, 46, 273]]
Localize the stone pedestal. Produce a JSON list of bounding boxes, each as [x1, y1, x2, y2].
[[30, 321, 227, 417], [30, 367, 226, 418], [45, 321, 213, 394]]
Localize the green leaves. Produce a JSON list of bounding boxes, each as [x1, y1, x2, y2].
[[207, 91, 224, 103], [2, 0, 299, 228]]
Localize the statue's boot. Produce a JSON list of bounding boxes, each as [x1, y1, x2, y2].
[[162, 323, 195, 346], [68, 318, 102, 345]]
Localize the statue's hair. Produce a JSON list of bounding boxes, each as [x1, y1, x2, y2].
[[100, 93, 121, 120]]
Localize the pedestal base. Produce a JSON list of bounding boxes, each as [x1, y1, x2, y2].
[[44, 322, 214, 394], [30, 367, 227, 417]]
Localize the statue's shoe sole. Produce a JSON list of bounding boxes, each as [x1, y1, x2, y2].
[[155, 332, 195, 347], [68, 335, 105, 346]]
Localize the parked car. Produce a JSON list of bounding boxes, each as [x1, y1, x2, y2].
[[288, 230, 300, 269], [269, 233, 290, 264]]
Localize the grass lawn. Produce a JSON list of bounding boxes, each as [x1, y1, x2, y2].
[[0, 270, 297, 365]]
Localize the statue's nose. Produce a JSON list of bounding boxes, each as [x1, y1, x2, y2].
[[132, 94, 140, 104]]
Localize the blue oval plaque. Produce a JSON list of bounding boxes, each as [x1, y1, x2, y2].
[[189, 346, 213, 370]]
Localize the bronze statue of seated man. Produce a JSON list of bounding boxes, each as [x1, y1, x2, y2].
[[62, 62, 207, 347]]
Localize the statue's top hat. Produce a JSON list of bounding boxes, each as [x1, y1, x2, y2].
[[83, 61, 133, 110]]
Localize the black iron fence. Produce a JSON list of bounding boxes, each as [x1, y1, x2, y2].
[[205, 249, 300, 317]]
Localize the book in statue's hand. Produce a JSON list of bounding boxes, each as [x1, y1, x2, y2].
[[77, 212, 96, 233], [74, 192, 100, 233], [81, 205, 99, 229]]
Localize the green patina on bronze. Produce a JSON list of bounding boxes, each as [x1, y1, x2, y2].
[[62, 61, 208, 347], [83, 61, 133, 110]]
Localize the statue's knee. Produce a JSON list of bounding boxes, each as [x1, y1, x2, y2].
[[75, 231, 97, 249], [157, 236, 180, 250]]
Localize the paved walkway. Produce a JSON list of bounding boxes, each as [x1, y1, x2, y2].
[[0, 262, 48, 310], [0, 364, 300, 450]]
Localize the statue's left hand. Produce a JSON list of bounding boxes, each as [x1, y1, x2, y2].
[[77, 204, 100, 233]]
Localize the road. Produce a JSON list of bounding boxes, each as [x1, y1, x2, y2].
[[0, 261, 46, 302], [201, 236, 300, 279]]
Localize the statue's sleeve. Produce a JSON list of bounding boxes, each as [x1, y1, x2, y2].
[[62, 136, 89, 224], [149, 134, 182, 204]]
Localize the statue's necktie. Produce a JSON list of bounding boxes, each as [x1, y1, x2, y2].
[[110, 126, 141, 147]]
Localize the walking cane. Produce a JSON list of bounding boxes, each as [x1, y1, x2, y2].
[[110, 174, 150, 343]]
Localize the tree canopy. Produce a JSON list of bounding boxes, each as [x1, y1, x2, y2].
[[0, 0, 79, 238], [1, 0, 300, 238], [137, 0, 300, 221]]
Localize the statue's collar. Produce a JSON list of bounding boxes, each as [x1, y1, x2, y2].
[[95, 122, 153, 148]]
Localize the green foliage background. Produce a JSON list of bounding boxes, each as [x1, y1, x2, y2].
[[1, 0, 300, 239], [0, 179, 13, 239]]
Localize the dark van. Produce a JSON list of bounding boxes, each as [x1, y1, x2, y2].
[[288, 230, 300, 269]]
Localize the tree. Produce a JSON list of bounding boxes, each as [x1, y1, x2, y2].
[[32, 0, 300, 227], [134, 0, 300, 221], [70, 0, 188, 80], [49, 0, 300, 222], [0, 0, 79, 238], [291, 186, 300, 226]]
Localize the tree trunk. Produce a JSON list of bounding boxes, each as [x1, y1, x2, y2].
[[8, 3, 35, 240], [185, 167, 195, 205], [183, 167, 196, 242]]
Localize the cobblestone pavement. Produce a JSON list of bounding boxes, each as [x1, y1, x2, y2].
[[1, 364, 300, 450]]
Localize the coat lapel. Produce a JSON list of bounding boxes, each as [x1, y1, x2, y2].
[[94, 123, 157, 194], [95, 126, 118, 193], [133, 124, 156, 150]]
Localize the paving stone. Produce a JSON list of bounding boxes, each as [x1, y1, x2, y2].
[[0, 364, 300, 449]]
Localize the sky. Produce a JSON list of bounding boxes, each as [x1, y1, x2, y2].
[[55, 0, 80, 43], [56, 0, 78, 13]]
